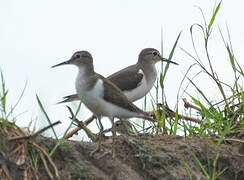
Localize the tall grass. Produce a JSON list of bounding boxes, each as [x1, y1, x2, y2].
[[165, 1, 243, 179], [0, 69, 27, 122], [0, 68, 83, 157]]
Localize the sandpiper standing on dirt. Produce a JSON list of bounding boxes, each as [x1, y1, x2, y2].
[[60, 48, 178, 103], [52, 51, 156, 157]]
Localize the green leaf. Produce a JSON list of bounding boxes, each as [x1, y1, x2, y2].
[[1, 70, 7, 116], [173, 108, 179, 135], [36, 95, 58, 140], [188, 77, 212, 106], [215, 167, 228, 179], [208, 1, 222, 33], [180, 157, 193, 180], [160, 32, 181, 88], [226, 45, 236, 71], [191, 152, 210, 179]]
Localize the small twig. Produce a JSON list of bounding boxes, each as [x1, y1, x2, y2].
[[64, 127, 82, 139], [39, 152, 54, 179], [167, 108, 202, 124], [231, 121, 240, 131], [183, 98, 202, 112], [65, 106, 97, 141], [84, 115, 97, 126], [154, 104, 202, 124], [9, 121, 61, 142], [1, 164, 11, 179], [32, 142, 60, 180], [178, 115, 202, 124], [229, 102, 243, 110], [212, 93, 242, 107], [64, 115, 96, 139], [223, 138, 244, 143]]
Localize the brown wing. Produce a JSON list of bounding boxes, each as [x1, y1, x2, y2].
[[97, 74, 145, 114], [107, 64, 143, 91]]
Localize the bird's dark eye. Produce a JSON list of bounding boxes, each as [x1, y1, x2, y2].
[[152, 51, 158, 56], [116, 122, 121, 127], [75, 54, 81, 58]]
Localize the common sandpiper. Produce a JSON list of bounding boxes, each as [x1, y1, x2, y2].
[[52, 50, 157, 156], [60, 48, 178, 103]]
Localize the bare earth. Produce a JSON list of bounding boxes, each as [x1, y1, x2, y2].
[[37, 134, 244, 180], [1, 127, 244, 180]]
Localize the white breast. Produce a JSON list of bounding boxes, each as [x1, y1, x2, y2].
[[75, 67, 87, 94], [124, 68, 157, 102], [78, 79, 141, 119]]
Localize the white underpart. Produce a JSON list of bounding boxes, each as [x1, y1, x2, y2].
[[75, 68, 142, 119], [124, 68, 157, 102], [75, 66, 86, 91]]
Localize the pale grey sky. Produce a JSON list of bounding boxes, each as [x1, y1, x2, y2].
[[0, 0, 243, 138]]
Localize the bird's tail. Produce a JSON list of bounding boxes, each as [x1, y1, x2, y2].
[[58, 94, 80, 104], [134, 113, 156, 123]]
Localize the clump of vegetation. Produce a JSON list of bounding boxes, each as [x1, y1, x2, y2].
[[0, 72, 60, 179], [154, 2, 244, 179]]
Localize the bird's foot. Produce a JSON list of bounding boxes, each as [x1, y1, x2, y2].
[[89, 144, 102, 157], [98, 139, 116, 158], [97, 149, 115, 159]]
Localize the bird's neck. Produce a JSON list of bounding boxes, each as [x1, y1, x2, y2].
[[140, 62, 157, 82], [75, 65, 97, 93], [78, 65, 95, 78]]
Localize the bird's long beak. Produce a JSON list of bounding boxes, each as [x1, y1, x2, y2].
[[159, 55, 178, 65], [51, 59, 72, 68]]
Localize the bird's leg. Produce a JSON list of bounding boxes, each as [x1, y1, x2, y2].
[[97, 117, 104, 151], [89, 117, 103, 157], [99, 117, 116, 159], [95, 117, 106, 140], [111, 117, 116, 158]]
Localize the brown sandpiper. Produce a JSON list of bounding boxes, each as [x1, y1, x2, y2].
[[51, 50, 158, 157]]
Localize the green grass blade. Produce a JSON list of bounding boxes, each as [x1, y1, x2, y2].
[[143, 96, 147, 131], [191, 97, 209, 115], [160, 32, 181, 88], [226, 45, 237, 78], [187, 77, 212, 106], [216, 113, 235, 146], [173, 108, 179, 135], [0, 70, 7, 117], [7, 81, 27, 118], [169, 32, 182, 60], [191, 152, 210, 179], [49, 141, 60, 157], [50, 98, 83, 156], [180, 157, 193, 180], [36, 95, 58, 140], [208, 1, 222, 33], [160, 107, 167, 134], [1, 91, 8, 117], [183, 122, 188, 137], [215, 167, 228, 179]]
